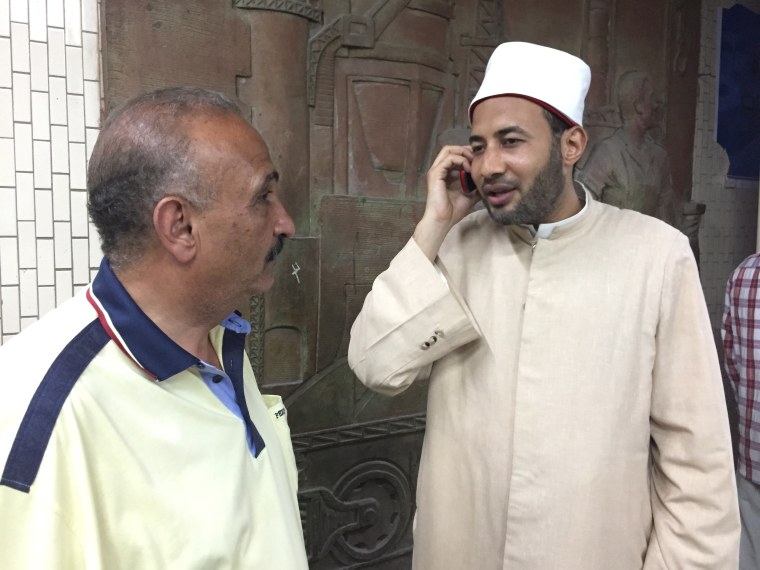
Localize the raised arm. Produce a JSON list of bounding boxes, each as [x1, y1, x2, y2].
[[348, 145, 482, 395]]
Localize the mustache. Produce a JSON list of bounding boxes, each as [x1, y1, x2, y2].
[[265, 235, 286, 262]]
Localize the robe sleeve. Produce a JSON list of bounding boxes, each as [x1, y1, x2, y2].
[[348, 238, 481, 396], [643, 233, 740, 568]]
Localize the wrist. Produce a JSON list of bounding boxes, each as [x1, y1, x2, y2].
[[413, 216, 452, 261]]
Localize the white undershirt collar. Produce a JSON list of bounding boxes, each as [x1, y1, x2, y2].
[[526, 195, 588, 239]]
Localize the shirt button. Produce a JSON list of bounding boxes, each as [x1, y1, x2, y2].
[[195, 362, 205, 370], [212, 374, 224, 383]]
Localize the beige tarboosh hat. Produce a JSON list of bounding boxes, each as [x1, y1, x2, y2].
[[469, 42, 592, 127]]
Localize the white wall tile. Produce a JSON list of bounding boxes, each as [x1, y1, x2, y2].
[[65, 45, 82, 94], [70, 189, 87, 236], [29, 40, 48, 91], [69, 141, 86, 189], [31, 90, 50, 140], [0, 187, 15, 234], [38, 284, 55, 316], [67, 93, 84, 141], [0, 138, 15, 185], [15, 172, 33, 219], [13, 121, 32, 171], [10, 22, 28, 72], [50, 124, 68, 172], [1, 286, 20, 334], [17, 219, 35, 267], [72, 237, 88, 284], [20, 316, 37, 330], [55, 268, 72, 304], [0, 88, 11, 136], [11, 71, 30, 121], [36, 238, 53, 283], [82, 30, 97, 79], [34, 189, 52, 236], [63, 0, 81, 46], [81, 0, 97, 33], [28, 0, 46, 42], [83, 80, 98, 127], [49, 76, 67, 124], [32, 139, 51, 188], [54, 220, 71, 268], [48, 27, 65, 76], [0, 38, 11, 87], [9, 0, 26, 23], [1, 0, 102, 343], [52, 173, 70, 220], [85, 125, 97, 157], [0, 236, 19, 284], [47, 0, 64, 28], [0, 0, 10, 36]]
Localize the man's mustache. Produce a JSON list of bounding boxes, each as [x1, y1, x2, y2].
[[265, 236, 286, 262]]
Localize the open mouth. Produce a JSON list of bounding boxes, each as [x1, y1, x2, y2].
[[484, 185, 518, 208]]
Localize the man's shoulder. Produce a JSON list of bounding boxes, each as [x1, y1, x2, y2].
[[0, 289, 98, 370], [591, 200, 688, 257], [594, 199, 680, 236], [735, 252, 760, 272]]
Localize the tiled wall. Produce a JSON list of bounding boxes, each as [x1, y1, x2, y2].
[[692, 0, 760, 338], [0, 0, 102, 344]]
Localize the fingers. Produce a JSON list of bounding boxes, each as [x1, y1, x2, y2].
[[429, 145, 474, 180]]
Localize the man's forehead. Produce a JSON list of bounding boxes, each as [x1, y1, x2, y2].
[[470, 95, 548, 134]]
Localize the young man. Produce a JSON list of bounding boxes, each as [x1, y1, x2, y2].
[[0, 88, 308, 568], [349, 42, 739, 569]]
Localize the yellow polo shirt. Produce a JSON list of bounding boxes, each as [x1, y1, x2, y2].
[[0, 259, 308, 569]]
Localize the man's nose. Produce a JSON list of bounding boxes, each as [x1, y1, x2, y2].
[[275, 200, 296, 238], [479, 145, 505, 181]]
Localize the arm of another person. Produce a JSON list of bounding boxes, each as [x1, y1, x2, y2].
[[721, 269, 742, 403], [643, 233, 740, 568], [348, 146, 482, 396]]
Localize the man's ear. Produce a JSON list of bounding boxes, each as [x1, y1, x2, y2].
[[153, 196, 197, 264], [561, 126, 588, 166]]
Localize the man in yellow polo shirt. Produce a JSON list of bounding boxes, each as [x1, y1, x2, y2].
[[0, 88, 308, 568]]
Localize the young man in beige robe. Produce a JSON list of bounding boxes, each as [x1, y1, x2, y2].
[[348, 42, 740, 569]]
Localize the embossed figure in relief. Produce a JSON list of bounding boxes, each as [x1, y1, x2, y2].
[[577, 70, 678, 225]]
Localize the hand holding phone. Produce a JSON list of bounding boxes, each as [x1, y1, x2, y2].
[[460, 170, 478, 196]]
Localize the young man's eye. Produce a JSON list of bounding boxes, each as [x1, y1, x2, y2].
[[471, 144, 484, 154]]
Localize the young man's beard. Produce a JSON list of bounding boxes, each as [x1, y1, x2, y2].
[[484, 138, 565, 226]]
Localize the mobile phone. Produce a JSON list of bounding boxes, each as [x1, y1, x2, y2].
[[460, 170, 478, 196]]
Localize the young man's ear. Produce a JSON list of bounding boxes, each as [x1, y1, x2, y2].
[[562, 126, 588, 166], [153, 196, 197, 264]]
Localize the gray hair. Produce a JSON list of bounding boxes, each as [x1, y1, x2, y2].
[[87, 87, 243, 269]]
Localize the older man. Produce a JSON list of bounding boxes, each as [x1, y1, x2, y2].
[[349, 42, 739, 569], [0, 88, 308, 568]]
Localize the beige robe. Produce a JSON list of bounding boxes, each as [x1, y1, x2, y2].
[[348, 197, 739, 569]]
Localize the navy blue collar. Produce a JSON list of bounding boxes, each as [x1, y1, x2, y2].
[[88, 258, 250, 381]]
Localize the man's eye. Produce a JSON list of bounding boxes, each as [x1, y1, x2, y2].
[[503, 138, 520, 146], [471, 145, 484, 154]]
